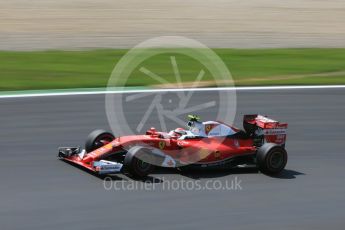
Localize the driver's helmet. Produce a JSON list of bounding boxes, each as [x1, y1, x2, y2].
[[190, 121, 207, 136], [169, 128, 187, 137]]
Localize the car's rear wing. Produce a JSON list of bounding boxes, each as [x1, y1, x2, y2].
[[243, 114, 288, 146]]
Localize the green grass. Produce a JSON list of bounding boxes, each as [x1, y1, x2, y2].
[[0, 48, 345, 91]]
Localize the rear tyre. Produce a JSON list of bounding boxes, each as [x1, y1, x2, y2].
[[256, 143, 287, 174], [85, 129, 115, 153], [123, 147, 155, 179]]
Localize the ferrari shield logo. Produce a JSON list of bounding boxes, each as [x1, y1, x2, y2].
[[159, 141, 166, 150]]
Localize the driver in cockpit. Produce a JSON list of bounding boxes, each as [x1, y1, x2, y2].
[[168, 115, 238, 139], [168, 115, 210, 138], [187, 115, 207, 137]]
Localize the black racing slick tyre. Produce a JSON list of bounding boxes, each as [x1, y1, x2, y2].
[[256, 143, 287, 174], [85, 129, 115, 153], [123, 147, 155, 179]]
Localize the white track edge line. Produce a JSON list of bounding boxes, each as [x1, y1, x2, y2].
[[0, 85, 345, 99]]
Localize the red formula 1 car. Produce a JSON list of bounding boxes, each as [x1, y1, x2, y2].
[[58, 114, 288, 179]]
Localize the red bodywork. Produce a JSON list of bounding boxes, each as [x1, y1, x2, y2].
[[62, 115, 287, 173]]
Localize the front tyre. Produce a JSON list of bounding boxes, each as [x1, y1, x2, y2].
[[123, 147, 155, 179], [85, 129, 115, 153], [256, 143, 287, 174]]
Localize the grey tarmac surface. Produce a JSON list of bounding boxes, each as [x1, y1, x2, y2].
[[0, 88, 344, 230]]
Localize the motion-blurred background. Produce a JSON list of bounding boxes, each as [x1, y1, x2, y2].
[[0, 0, 345, 90], [2, 0, 345, 49]]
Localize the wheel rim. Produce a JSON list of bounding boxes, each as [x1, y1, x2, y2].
[[136, 159, 151, 171], [135, 153, 152, 172], [270, 151, 284, 169]]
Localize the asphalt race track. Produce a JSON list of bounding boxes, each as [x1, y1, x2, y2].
[[0, 88, 344, 230]]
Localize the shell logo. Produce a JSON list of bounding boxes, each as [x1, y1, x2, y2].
[[199, 148, 211, 159], [214, 150, 221, 158]]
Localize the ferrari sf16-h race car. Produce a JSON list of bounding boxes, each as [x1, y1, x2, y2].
[[58, 114, 288, 179]]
